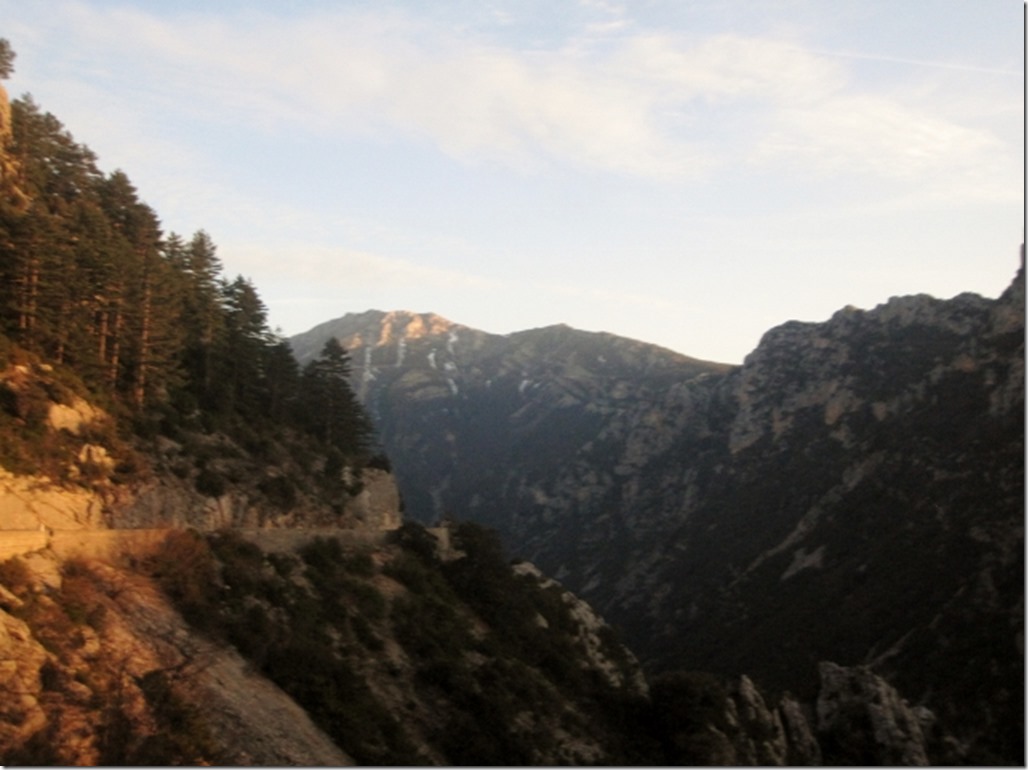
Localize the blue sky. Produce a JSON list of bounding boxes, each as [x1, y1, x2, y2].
[[1, 0, 1022, 363]]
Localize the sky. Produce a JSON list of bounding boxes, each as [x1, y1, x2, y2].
[[0, 0, 1022, 363]]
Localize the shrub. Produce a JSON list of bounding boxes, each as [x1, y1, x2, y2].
[[134, 669, 222, 765], [341, 549, 376, 577], [148, 530, 219, 629], [382, 551, 450, 595], [322, 447, 345, 481], [0, 555, 32, 598], [258, 474, 297, 510], [351, 613, 384, 651], [58, 561, 107, 629], [390, 521, 439, 563], [208, 530, 266, 597], [345, 579, 387, 620], [391, 591, 470, 662], [649, 670, 735, 764], [194, 467, 226, 498], [365, 452, 392, 472], [267, 551, 298, 578], [299, 535, 344, 573]]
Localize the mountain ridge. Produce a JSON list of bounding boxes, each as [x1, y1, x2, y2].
[[289, 260, 1024, 764], [291, 308, 731, 368]]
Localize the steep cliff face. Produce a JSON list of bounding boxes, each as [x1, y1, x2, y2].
[[597, 273, 1021, 763], [594, 269, 1024, 764], [293, 264, 1024, 763]]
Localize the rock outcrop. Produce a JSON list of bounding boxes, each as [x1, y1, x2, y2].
[[686, 663, 938, 766], [512, 560, 648, 697], [0, 469, 106, 531], [815, 661, 931, 766]]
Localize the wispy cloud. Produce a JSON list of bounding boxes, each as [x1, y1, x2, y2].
[[11, 2, 1011, 187], [791, 46, 1021, 77], [535, 279, 684, 314], [0, 0, 1015, 257], [234, 242, 502, 292], [757, 92, 1006, 179]]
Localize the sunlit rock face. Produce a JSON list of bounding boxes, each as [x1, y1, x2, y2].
[[293, 263, 1024, 764], [0, 551, 354, 766]]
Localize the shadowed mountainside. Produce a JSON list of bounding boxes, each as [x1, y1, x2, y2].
[[292, 261, 1024, 764]]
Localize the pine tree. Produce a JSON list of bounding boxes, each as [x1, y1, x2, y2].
[[0, 97, 104, 358], [0, 39, 14, 80], [0, 54, 383, 461], [213, 275, 273, 417], [301, 338, 372, 457], [179, 230, 225, 403], [98, 170, 175, 407], [264, 336, 301, 425]]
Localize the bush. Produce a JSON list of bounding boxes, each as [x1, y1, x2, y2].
[[148, 530, 219, 629], [352, 613, 384, 651], [134, 669, 222, 765], [391, 592, 470, 662], [267, 551, 298, 578], [0, 555, 32, 598], [346, 579, 387, 620], [342, 549, 376, 577], [258, 475, 297, 510], [383, 551, 453, 597], [390, 521, 439, 563], [58, 561, 107, 629], [209, 530, 267, 597], [299, 536, 344, 573], [194, 467, 226, 498], [365, 452, 392, 472], [649, 670, 735, 764]]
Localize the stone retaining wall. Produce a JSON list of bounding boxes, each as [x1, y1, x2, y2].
[[0, 525, 453, 564], [48, 529, 173, 562], [0, 530, 49, 562]]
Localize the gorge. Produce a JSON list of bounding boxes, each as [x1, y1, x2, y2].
[[291, 257, 1025, 764]]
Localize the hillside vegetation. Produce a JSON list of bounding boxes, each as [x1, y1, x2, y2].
[[0, 50, 376, 487]]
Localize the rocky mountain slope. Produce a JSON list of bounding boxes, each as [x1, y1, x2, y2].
[[291, 260, 1024, 764], [0, 346, 955, 766], [0, 516, 948, 766], [0, 547, 354, 766], [290, 310, 731, 531]]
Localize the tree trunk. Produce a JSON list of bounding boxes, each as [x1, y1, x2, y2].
[[133, 277, 153, 408]]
